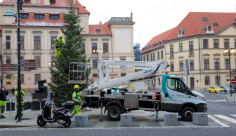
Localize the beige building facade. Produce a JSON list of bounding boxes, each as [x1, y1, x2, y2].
[[141, 12, 236, 91], [0, 0, 135, 91]]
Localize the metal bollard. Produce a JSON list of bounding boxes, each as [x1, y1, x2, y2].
[[10, 100, 12, 114]]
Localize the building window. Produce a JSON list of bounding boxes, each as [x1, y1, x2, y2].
[[147, 55, 148, 61], [203, 39, 208, 49], [24, 0, 30, 3], [6, 56, 11, 64], [189, 41, 193, 55], [35, 74, 41, 83], [51, 56, 56, 67], [215, 76, 220, 85], [35, 56, 41, 67], [190, 60, 194, 70], [92, 43, 97, 54], [143, 56, 145, 61], [6, 36, 10, 49], [151, 54, 152, 61], [50, 15, 59, 20], [34, 36, 41, 49], [93, 74, 98, 77], [170, 45, 174, 57], [214, 59, 220, 69], [103, 43, 108, 54], [80, 43, 85, 49], [170, 62, 174, 72], [157, 52, 159, 60], [224, 39, 229, 49], [20, 14, 27, 19], [21, 74, 24, 84], [20, 36, 24, 49], [35, 14, 44, 20], [204, 59, 209, 70], [234, 39, 236, 48], [20, 56, 24, 60], [50, 0, 56, 4], [121, 73, 126, 77], [179, 61, 183, 71], [161, 50, 163, 59], [179, 43, 183, 52], [208, 26, 212, 31], [225, 59, 229, 69], [6, 74, 11, 83], [93, 59, 97, 69], [153, 53, 155, 61], [205, 76, 210, 85], [51, 36, 57, 49], [213, 39, 219, 48]]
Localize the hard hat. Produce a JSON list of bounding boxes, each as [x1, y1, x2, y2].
[[74, 85, 79, 89], [59, 35, 63, 38]]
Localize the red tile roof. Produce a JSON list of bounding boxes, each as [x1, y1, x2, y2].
[[140, 28, 175, 54], [166, 12, 236, 41], [0, 0, 90, 13], [89, 22, 112, 35]]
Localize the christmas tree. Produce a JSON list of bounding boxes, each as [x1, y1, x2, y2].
[[48, 5, 91, 106]]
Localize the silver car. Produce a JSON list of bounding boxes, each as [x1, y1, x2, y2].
[[220, 86, 235, 93]]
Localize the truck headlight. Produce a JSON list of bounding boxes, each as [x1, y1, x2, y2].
[[197, 96, 206, 101]]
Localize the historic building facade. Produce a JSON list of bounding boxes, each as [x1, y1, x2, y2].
[[141, 12, 236, 91], [0, 0, 135, 90]]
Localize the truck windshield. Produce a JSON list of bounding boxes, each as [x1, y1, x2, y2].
[[167, 78, 187, 93]]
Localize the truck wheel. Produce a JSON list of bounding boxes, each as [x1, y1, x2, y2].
[[181, 107, 195, 121], [108, 105, 121, 121]]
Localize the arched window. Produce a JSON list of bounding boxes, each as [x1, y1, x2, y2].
[[208, 25, 212, 31], [179, 30, 182, 35]]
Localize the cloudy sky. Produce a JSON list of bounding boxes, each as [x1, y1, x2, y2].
[[1, 0, 236, 48]]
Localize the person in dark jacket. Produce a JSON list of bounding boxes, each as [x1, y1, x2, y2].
[[12, 87, 15, 96], [0, 86, 8, 119]]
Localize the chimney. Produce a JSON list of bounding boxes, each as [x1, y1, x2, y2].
[[73, 0, 77, 5], [131, 12, 133, 20], [99, 21, 102, 25]]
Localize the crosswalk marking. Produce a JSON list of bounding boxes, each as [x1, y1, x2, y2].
[[208, 115, 230, 127], [214, 115, 236, 124]]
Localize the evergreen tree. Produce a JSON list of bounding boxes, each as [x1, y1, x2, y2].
[[48, 5, 91, 106]]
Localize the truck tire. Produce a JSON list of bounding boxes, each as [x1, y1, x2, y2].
[[108, 105, 121, 121], [181, 107, 195, 121]]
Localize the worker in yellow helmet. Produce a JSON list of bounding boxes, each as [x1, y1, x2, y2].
[[54, 35, 64, 58], [15, 85, 25, 120], [72, 85, 83, 117]]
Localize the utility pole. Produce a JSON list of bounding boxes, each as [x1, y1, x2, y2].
[[17, 0, 23, 122]]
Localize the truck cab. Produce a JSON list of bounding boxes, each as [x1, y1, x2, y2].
[[161, 74, 207, 121]]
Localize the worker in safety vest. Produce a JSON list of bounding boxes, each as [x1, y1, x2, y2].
[[54, 35, 64, 58], [0, 86, 8, 119], [15, 85, 25, 120], [72, 85, 83, 116]]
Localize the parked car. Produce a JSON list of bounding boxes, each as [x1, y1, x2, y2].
[[219, 86, 235, 93], [208, 86, 224, 93]]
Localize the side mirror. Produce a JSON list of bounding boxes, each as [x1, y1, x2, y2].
[[165, 93, 168, 98]]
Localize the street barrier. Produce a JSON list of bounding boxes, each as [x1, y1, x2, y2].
[[75, 114, 88, 127], [192, 112, 208, 125], [120, 114, 132, 127], [164, 113, 178, 126]]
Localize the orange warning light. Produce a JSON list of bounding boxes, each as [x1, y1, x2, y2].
[[165, 71, 168, 74]]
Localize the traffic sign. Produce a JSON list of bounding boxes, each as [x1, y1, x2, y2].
[[230, 79, 236, 84], [196, 79, 199, 83]]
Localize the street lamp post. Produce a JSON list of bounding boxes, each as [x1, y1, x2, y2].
[[224, 49, 235, 97], [93, 49, 102, 85], [214, 60, 220, 86]]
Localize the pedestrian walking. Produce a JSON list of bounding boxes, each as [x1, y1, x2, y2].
[[12, 87, 15, 96], [0, 86, 8, 119]]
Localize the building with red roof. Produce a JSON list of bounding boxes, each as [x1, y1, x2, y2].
[[0, 0, 135, 89], [141, 12, 236, 91]]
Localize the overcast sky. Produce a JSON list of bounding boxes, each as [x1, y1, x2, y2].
[[1, 0, 236, 48]]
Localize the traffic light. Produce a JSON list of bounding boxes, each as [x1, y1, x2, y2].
[[35, 79, 48, 93]]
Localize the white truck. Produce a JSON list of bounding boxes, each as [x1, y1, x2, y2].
[[68, 60, 207, 121]]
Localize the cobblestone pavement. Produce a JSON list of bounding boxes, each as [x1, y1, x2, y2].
[[0, 91, 236, 131]]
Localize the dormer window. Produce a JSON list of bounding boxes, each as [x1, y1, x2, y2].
[[50, 0, 56, 4], [208, 25, 212, 31], [202, 18, 208, 21], [96, 29, 101, 32], [35, 14, 44, 20], [50, 15, 59, 20], [234, 18, 236, 21], [178, 29, 185, 37], [24, 0, 30, 3], [20, 13, 28, 19], [212, 23, 218, 26], [178, 30, 182, 35]]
